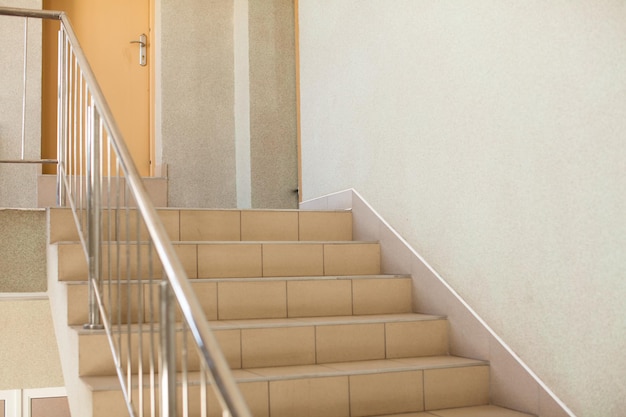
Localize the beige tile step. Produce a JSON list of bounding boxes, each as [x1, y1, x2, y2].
[[74, 313, 449, 377], [49, 207, 353, 243], [55, 240, 381, 281], [64, 275, 413, 325], [373, 405, 536, 416], [82, 356, 490, 417]]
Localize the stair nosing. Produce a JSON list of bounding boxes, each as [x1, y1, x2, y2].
[[81, 356, 488, 390], [71, 313, 448, 334], [63, 274, 412, 285], [56, 240, 379, 245]]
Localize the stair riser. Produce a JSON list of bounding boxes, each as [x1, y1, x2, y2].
[[66, 277, 412, 326], [267, 367, 490, 416], [50, 208, 353, 243], [90, 366, 489, 417], [90, 381, 268, 417], [77, 319, 449, 376], [57, 242, 381, 281]]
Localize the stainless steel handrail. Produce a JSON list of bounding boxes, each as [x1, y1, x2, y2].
[[0, 159, 58, 164], [1, 7, 251, 417], [0, 7, 62, 18]]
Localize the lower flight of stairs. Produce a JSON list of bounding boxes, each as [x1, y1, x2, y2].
[[47, 207, 536, 417]]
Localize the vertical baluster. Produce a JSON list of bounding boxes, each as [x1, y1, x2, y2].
[[115, 160, 123, 384], [85, 100, 102, 329], [106, 137, 114, 353], [78, 72, 84, 226], [69, 74, 75, 209], [126, 185, 133, 403], [67, 38, 73, 208], [56, 28, 65, 206], [160, 281, 177, 417], [69, 48, 76, 213], [70, 59, 76, 211], [78, 56, 84, 231], [148, 238, 157, 417], [200, 361, 208, 417], [137, 206, 144, 417], [182, 321, 189, 417], [69, 52, 75, 210], [116, 158, 123, 371]]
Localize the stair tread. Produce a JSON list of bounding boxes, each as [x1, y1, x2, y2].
[[81, 356, 487, 390], [216, 313, 446, 328], [55, 240, 378, 245], [63, 274, 411, 285], [72, 313, 447, 334], [239, 356, 487, 380], [51, 207, 351, 213], [373, 405, 536, 417]]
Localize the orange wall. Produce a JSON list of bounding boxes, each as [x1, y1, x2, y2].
[[41, 0, 151, 176], [41, 5, 59, 174]]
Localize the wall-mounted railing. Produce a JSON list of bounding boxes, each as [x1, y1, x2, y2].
[[0, 7, 251, 417]]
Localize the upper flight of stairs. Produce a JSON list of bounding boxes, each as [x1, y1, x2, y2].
[[47, 207, 537, 417]]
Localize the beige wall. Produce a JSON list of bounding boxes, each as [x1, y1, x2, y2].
[[158, 0, 237, 207], [249, 0, 298, 208], [298, 2, 626, 417], [0, 298, 64, 389], [0, 0, 42, 208], [156, 0, 297, 208]]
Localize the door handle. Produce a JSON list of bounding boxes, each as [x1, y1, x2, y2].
[[130, 34, 147, 66]]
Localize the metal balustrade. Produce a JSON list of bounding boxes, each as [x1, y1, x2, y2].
[[0, 7, 252, 417]]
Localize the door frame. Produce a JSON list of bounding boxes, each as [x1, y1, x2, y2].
[[294, 0, 302, 202]]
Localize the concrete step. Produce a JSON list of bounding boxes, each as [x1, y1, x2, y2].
[[49, 207, 353, 243], [82, 356, 490, 417], [64, 275, 413, 326], [54, 240, 381, 281], [74, 313, 449, 377]]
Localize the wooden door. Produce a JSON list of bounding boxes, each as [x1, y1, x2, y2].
[[42, 0, 151, 176]]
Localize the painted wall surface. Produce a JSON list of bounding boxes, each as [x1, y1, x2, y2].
[[298, 2, 626, 416], [0, 0, 42, 208], [156, 0, 297, 208], [158, 0, 237, 207], [0, 299, 64, 389], [249, 0, 298, 208], [0, 209, 47, 292]]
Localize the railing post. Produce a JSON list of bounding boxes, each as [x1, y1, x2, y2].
[[56, 28, 66, 207], [84, 102, 103, 330], [160, 280, 177, 417]]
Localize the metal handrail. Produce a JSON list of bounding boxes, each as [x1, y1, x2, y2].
[[0, 7, 251, 417]]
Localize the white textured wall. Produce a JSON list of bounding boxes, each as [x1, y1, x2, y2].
[[158, 0, 237, 208], [299, 2, 626, 416], [0, 0, 42, 208], [156, 0, 297, 208]]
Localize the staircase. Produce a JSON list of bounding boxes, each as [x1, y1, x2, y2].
[[47, 207, 536, 417]]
